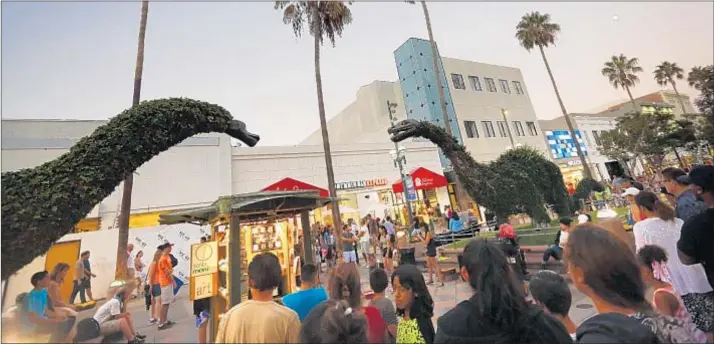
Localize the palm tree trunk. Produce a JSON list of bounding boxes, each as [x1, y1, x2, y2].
[[420, 1, 470, 211], [625, 86, 638, 112], [669, 80, 688, 115], [672, 147, 684, 167], [538, 45, 592, 179], [314, 28, 343, 255], [116, 0, 148, 279]]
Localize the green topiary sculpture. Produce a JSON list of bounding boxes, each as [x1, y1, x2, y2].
[[389, 120, 571, 224], [1, 98, 260, 279]]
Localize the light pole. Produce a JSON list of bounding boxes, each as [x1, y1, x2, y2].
[[387, 101, 414, 227], [501, 108, 516, 148]]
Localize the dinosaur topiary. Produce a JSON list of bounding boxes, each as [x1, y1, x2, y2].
[[570, 177, 605, 211], [1, 98, 260, 279], [389, 120, 571, 224]]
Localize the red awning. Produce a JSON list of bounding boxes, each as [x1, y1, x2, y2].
[[392, 167, 448, 193], [261, 177, 329, 198]]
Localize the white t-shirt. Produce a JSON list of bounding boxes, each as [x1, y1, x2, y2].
[[93, 298, 121, 324], [127, 252, 134, 270], [559, 231, 569, 248], [359, 226, 370, 243]]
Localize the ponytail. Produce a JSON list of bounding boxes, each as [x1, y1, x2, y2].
[[635, 191, 675, 221], [653, 199, 675, 221]]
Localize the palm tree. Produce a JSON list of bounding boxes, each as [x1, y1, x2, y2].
[[601, 54, 643, 112], [688, 66, 709, 91], [516, 11, 592, 179], [275, 1, 351, 253], [407, 1, 470, 211], [116, 0, 149, 279], [654, 61, 687, 114]]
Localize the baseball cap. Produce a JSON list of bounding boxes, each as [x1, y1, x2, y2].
[[157, 242, 174, 250], [662, 167, 687, 183], [578, 214, 592, 224], [621, 187, 640, 197], [613, 177, 630, 185], [677, 165, 714, 192]]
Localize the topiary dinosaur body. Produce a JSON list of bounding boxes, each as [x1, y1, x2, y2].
[[389, 120, 572, 224], [1, 98, 260, 279], [571, 177, 606, 211]]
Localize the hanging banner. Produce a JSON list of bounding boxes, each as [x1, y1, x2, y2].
[[405, 175, 418, 201]]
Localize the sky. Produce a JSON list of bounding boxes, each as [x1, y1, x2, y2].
[[2, 2, 713, 146]]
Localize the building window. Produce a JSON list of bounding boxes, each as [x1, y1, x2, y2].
[[499, 79, 511, 94], [468, 76, 482, 91], [497, 121, 508, 137], [451, 73, 466, 90], [484, 78, 497, 92], [512, 81, 524, 95], [592, 130, 602, 146], [513, 121, 525, 136], [482, 121, 496, 138], [464, 120, 479, 138], [526, 121, 538, 136]]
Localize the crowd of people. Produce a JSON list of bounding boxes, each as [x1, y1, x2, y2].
[[211, 165, 712, 344]]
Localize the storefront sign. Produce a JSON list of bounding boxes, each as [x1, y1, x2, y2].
[[566, 160, 583, 167], [335, 178, 388, 190], [190, 241, 219, 276], [190, 273, 218, 301], [405, 176, 418, 201]]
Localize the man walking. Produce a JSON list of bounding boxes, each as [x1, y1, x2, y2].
[[126, 244, 135, 280], [282, 264, 327, 321], [156, 243, 175, 330], [662, 167, 708, 222], [70, 251, 91, 305]]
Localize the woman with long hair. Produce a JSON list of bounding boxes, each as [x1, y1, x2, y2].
[[146, 249, 163, 324], [448, 211, 462, 233], [378, 226, 394, 275], [134, 250, 145, 298], [567, 226, 697, 343], [435, 239, 570, 343], [634, 191, 713, 336], [48, 262, 79, 317], [392, 264, 435, 344], [328, 263, 386, 343], [300, 300, 369, 344], [418, 223, 444, 287]]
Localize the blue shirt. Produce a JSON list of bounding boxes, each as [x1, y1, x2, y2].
[[449, 218, 463, 232], [24, 289, 49, 329], [282, 287, 328, 321], [676, 189, 708, 223]]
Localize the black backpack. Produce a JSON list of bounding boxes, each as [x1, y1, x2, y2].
[[170, 254, 178, 268], [74, 318, 101, 342]]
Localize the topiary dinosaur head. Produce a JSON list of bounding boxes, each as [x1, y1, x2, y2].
[[225, 119, 260, 147], [388, 119, 423, 142]]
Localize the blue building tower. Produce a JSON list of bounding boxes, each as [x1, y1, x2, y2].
[[393, 38, 462, 169]]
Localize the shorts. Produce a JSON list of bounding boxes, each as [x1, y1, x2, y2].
[[151, 284, 161, 297], [343, 250, 357, 263], [99, 319, 122, 335], [359, 241, 371, 255], [681, 291, 714, 332], [195, 311, 209, 329], [160, 285, 173, 305], [295, 275, 302, 288], [81, 277, 92, 289]]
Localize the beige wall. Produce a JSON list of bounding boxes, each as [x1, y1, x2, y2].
[[442, 58, 549, 161]]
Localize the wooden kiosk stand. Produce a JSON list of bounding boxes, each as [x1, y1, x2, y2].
[[159, 190, 337, 342]]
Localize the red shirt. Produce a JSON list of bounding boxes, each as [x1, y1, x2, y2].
[[364, 306, 386, 344]]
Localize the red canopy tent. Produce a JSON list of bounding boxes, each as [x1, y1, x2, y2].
[[391, 167, 448, 193], [261, 177, 329, 198]]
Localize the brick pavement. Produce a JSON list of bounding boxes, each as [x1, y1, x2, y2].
[[83, 265, 595, 343]]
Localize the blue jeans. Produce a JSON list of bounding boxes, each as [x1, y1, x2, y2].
[[70, 280, 86, 304], [542, 245, 563, 263]]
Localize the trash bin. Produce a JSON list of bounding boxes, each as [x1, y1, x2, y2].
[[399, 248, 416, 266]]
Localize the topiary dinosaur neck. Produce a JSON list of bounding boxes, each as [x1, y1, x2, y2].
[[1, 98, 237, 280], [415, 122, 487, 176]]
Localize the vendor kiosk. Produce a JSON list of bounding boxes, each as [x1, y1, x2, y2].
[[159, 190, 337, 342]]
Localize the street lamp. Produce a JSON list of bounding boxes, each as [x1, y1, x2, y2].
[[387, 100, 414, 226], [501, 108, 516, 148]]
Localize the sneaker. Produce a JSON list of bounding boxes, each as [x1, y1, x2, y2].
[[157, 321, 174, 330], [148, 318, 158, 325], [135, 333, 147, 340]]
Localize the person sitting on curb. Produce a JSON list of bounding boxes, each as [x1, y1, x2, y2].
[[20, 271, 77, 343], [92, 282, 146, 344], [541, 217, 573, 271]]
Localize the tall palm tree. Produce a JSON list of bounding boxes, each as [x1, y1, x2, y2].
[[516, 11, 592, 179], [116, 0, 149, 279], [601, 54, 643, 112], [407, 1, 470, 211], [688, 65, 709, 91], [275, 1, 351, 253], [654, 61, 687, 114]]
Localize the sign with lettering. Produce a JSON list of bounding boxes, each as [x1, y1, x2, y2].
[[190, 273, 218, 301], [190, 241, 219, 277], [405, 176, 418, 201], [335, 178, 389, 191]]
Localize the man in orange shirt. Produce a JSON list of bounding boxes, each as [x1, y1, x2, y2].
[[157, 243, 175, 330]]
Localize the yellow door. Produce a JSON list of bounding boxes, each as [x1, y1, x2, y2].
[[44, 240, 81, 303]]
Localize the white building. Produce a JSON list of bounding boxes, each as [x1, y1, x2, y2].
[[302, 38, 549, 164]]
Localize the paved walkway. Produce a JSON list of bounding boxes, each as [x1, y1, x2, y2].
[[81, 265, 596, 343]]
